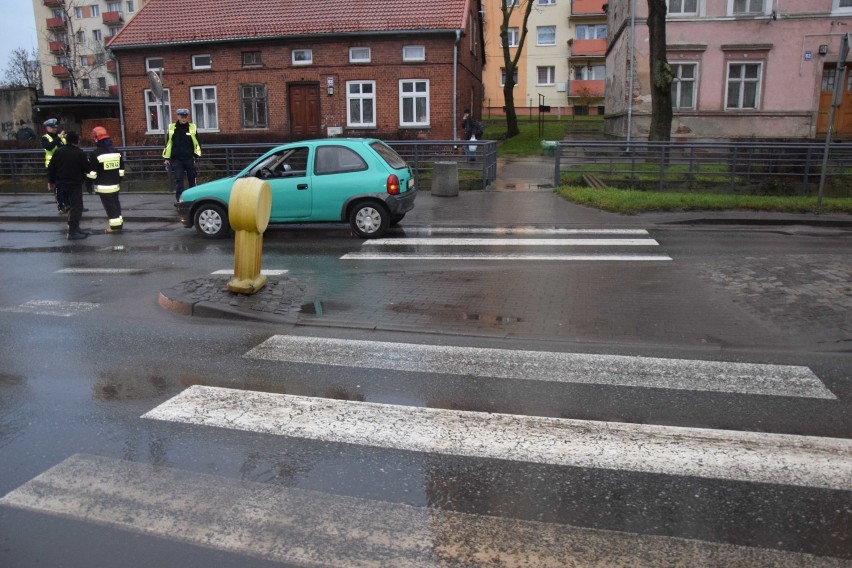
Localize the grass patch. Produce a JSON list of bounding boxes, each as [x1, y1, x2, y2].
[[484, 116, 603, 157], [556, 185, 852, 215]]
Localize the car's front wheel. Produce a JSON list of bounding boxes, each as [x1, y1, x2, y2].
[[194, 203, 230, 239], [349, 201, 389, 239]]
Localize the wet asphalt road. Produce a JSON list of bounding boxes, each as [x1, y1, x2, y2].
[[0, 220, 850, 566]]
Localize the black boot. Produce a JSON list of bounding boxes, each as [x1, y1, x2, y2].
[[67, 230, 88, 240]]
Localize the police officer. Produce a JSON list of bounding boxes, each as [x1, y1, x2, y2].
[[87, 126, 125, 234], [42, 118, 68, 213], [46, 131, 89, 240], [162, 108, 201, 203]]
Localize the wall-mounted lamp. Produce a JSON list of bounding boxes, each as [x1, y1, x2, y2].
[[326, 76, 334, 96], [819, 44, 829, 55]]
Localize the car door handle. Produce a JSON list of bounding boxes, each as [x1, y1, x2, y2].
[[297, 184, 308, 190]]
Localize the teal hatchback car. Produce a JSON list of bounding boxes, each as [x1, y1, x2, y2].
[[177, 138, 417, 239]]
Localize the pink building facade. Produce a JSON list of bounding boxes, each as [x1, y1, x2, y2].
[[605, 0, 852, 140]]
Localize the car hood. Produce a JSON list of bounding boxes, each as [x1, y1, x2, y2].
[[179, 176, 239, 202]]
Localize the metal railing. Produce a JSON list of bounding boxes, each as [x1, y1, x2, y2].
[[554, 140, 852, 198], [0, 140, 498, 192]]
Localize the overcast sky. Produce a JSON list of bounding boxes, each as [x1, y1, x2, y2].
[[1, 2, 38, 64]]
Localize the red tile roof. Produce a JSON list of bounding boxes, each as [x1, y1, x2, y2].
[[109, 0, 472, 49]]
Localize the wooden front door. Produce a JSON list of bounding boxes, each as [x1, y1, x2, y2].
[[817, 65, 852, 136], [288, 83, 320, 137]]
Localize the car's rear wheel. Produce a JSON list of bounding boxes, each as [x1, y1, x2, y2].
[[349, 201, 389, 239], [194, 203, 230, 239]]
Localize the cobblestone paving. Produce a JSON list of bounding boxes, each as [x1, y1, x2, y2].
[[699, 255, 852, 348]]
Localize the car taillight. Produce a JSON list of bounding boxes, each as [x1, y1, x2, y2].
[[387, 174, 401, 195]]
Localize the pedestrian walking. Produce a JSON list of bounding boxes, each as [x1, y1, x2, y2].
[[46, 131, 89, 241], [461, 109, 483, 162], [15, 121, 37, 141], [42, 118, 68, 213], [162, 108, 201, 203], [87, 126, 125, 234]]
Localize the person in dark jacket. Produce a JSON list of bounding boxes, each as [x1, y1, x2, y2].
[[47, 131, 89, 240], [42, 118, 68, 213], [87, 126, 125, 234], [162, 108, 201, 203]]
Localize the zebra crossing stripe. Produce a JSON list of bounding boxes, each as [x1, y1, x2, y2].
[[55, 268, 145, 274], [364, 238, 660, 246], [0, 300, 99, 317], [396, 227, 651, 235], [143, 385, 852, 490], [244, 336, 834, 399], [342, 252, 673, 261], [2, 454, 841, 566]]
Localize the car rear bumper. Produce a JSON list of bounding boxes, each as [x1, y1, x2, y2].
[[388, 186, 417, 215]]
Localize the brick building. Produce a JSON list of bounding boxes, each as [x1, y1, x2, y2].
[[106, 0, 484, 146]]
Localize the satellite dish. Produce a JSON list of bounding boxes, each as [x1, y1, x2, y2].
[[147, 70, 163, 100]]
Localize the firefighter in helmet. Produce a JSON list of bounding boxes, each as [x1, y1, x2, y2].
[[87, 126, 125, 234]]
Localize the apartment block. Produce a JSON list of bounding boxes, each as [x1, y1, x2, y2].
[[606, 0, 852, 140], [31, 0, 147, 97]]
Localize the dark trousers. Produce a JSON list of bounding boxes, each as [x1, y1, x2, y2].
[[59, 182, 83, 232], [171, 158, 197, 199], [49, 170, 69, 211], [98, 191, 122, 226]]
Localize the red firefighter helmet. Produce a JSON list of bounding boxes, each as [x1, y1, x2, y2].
[[92, 126, 109, 141]]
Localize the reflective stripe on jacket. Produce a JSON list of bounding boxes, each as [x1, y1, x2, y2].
[[42, 133, 66, 167], [87, 149, 124, 193], [162, 122, 201, 159]]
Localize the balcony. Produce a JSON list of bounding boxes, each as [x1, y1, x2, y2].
[[43, 0, 63, 6], [46, 17, 66, 30], [106, 60, 116, 73], [108, 85, 119, 96], [568, 79, 604, 97], [51, 65, 70, 78], [103, 11, 124, 25], [569, 39, 607, 58], [49, 41, 67, 54], [571, 0, 606, 17], [54, 88, 71, 96]]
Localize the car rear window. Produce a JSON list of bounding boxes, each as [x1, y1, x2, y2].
[[370, 141, 407, 169]]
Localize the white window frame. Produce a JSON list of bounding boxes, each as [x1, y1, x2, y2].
[[90, 4, 99, 16], [403, 45, 425, 62], [576, 24, 607, 39], [349, 47, 371, 63], [192, 54, 212, 70], [576, 65, 606, 80], [191, 85, 220, 131], [500, 67, 519, 87], [671, 62, 697, 109], [144, 88, 170, 134], [833, 0, 852, 14], [127, 1, 135, 13], [346, 80, 376, 127], [725, 62, 762, 109], [92, 29, 102, 43], [107, 2, 121, 13], [146, 57, 164, 72], [292, 49, 312, 65], [537, 66, 556, 86], [668, 0, 699, 16], [727, 0, 769, 15], [538, 0, 556, 5], [75, 6, 83, 18], [399, 79, 429, 127], [79, 55, 89, 67], [537, 26, 556, 46], [505, 27, 519, 48]]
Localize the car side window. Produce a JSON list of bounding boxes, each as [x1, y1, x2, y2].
[[278, 147, 308, 177], [314, 146, 368, 175]]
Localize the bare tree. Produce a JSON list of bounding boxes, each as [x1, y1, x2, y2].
[[3, 47, 42, 91], [42, 0, 111, 96], [647, 0, 673, 140], [499, 0, 535, 138]]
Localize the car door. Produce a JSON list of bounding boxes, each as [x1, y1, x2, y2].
[[256, 146, 312, 220], [309, 144, 382, 220]]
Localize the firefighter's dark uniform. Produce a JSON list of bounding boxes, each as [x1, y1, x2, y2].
[[87, 137, 125, 233], [47, 137, 89, 240]]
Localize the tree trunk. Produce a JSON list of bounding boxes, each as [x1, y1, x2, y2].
[[504, 71, 519, 138], [647, 0, 673, 141]]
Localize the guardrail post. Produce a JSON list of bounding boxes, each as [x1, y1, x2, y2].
[[554, 143, 561, 187]]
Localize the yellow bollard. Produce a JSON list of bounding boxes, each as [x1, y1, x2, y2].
[[226, 177, 271, 295]]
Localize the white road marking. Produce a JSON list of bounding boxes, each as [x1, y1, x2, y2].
[[244, 336, 834, 399], [143, 385, 852, 490], [210, 269, 289, 275], [55, 268, 145, 274], [342, 252, 673, 261], [0, 300, 99, 317], [3, 454, 841, 567], [395, 227, 651, 236], [366, 238, 660, 246]]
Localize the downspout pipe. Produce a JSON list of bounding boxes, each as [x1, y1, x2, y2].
[[112, 54, 127, 147], [626, 0, 636, 144], [453, 29, 461, 141]]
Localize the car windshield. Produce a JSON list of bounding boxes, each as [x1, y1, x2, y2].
[[370, 141, 407, 169]]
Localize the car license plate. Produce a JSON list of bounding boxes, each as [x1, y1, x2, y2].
[[407, 178, 414, 189]]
